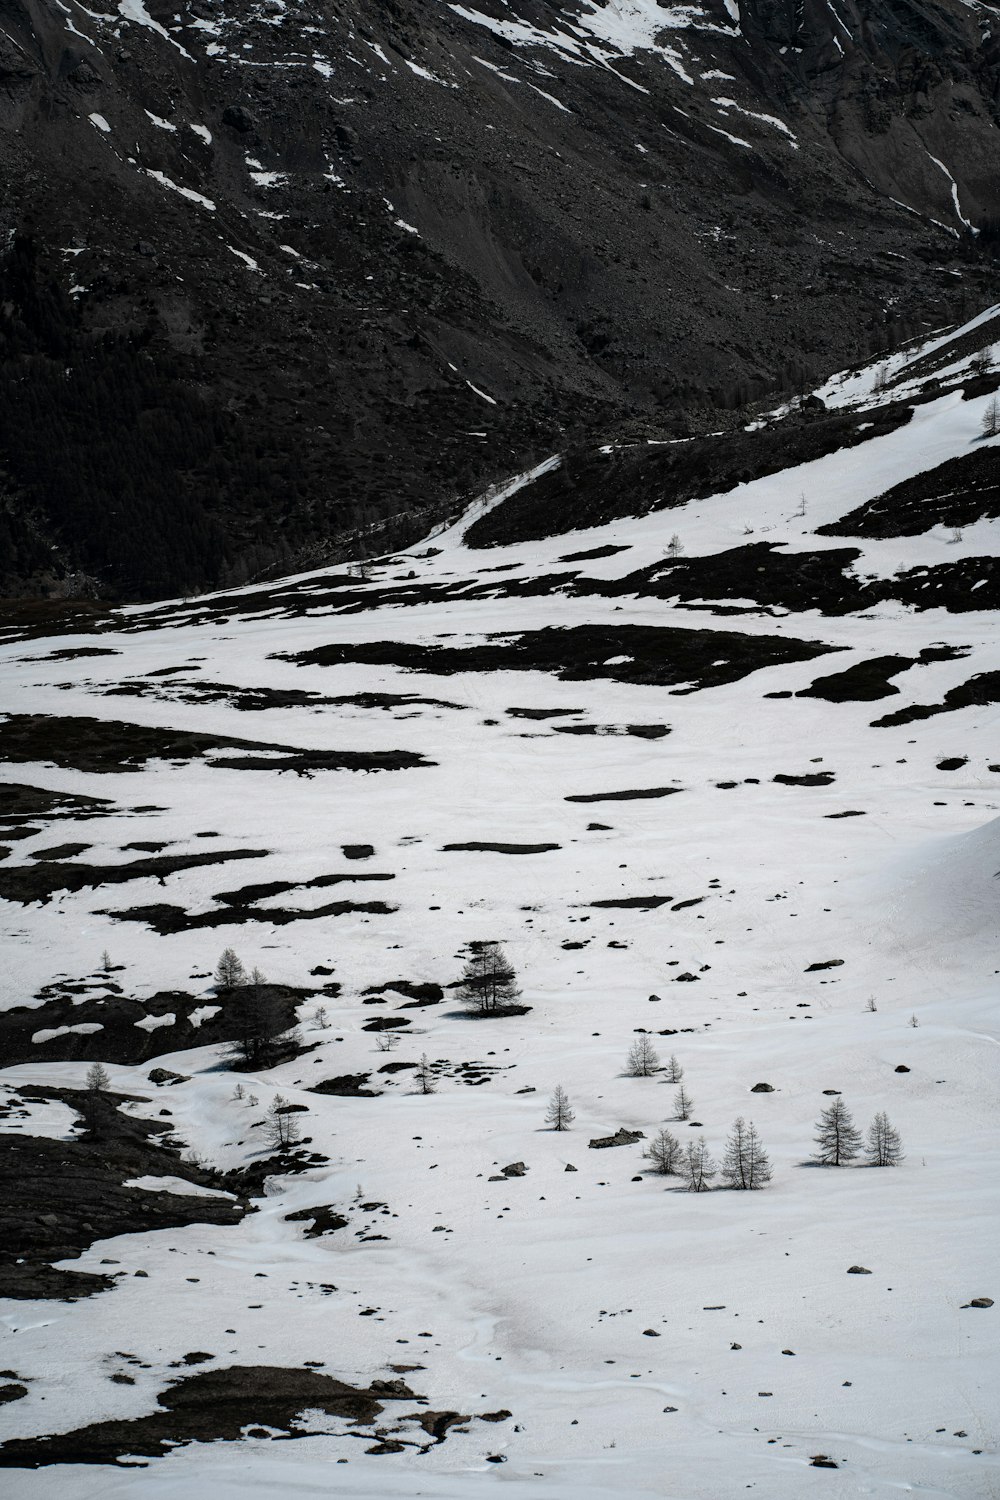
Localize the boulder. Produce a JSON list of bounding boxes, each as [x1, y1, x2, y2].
[[588, 1128, 645, 1149]]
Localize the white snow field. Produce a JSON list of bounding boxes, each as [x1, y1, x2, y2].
[[1, 315, 999, 1498]]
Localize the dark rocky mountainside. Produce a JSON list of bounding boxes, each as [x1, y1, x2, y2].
[[1, 0, 998, 598]]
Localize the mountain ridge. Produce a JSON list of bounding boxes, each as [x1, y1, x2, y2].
[[1, 0, 998, 598]]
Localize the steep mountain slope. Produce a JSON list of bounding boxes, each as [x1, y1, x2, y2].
[[1, 309, 998, 1497], [1, 0, 998, 596]]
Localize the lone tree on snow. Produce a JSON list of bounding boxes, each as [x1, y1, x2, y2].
[[215, 947, 248, 989], [625, 1034, 660, 1077], [814, 1097, 862, 1166], [644, 1126, 682, 1175], [721, 1117, 772, 1190], [545, 1085, 575, 1131], [415, 1054, 437, 1095], [86, 1061, 110, 1093], [674, 1084, 693, 1121], [265, 1094, 302, 1152], [664, 1054, 683, 1083], [682, 1136, 716, 1192], [982, 395, 1000, 438], [865, 1111, 903, 1167], [457, 941, 521, 1015]]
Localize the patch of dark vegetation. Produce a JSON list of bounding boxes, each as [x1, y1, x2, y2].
[[825, 810, 866, 818], [441, 842, 561, 854], [29, 842, 91, 861], [0, 1087, 247, 1301], [105, 680, 342, 713], [0, 600, 115, 644], [102, 900, 399, 934], [364, 980, 444, 1003], [284, 1206, 350, 1236], [274, 623, 835, 692], [25, 646, 120, 662], [0, 983, 306, 1068], [819, 444, 1000, 538], [506, 707, 584, 719], [575, 542, 1000, 617], [0, 782, 115, 824], [589, 896, 672, 909], [798, 656, 915, 702], [597, 542, 870, 615], [805, 959, 844, 972], [0, 848, 265, 904], [0, 715, 431, 775], [0, 1364, 420, 1466], [342, 844, 374, 859], [213, 872, 395, 906], [463, 406, 911, 546], [566, 787, 681, 803], [105, 680, 466, 715], [799, 645, 968, 702], [309, 1076, 381, 1098], [872, 670, 1000, 726], [0, 1383, 27, 1404], [558, 544, 631, 562], [553, 723, 670, 739], [890, 555, 1000, 612], [331, 692, 463, 711], [773, 772, 836, 786], [936, 755, 968, 770]]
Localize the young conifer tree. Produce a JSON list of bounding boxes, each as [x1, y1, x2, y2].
[[682, 1136, 716, 1192], [644, 1126, 681, 1175], [865, 1111, 903, 1167], [814, 1098, 862, 1166], [545, 1085, 575, 1131], [625, 1034, 660, 1076], [215, 946, 247, 989], [721, 1117, 772, 1190]]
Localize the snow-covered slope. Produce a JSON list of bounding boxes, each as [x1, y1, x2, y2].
[[1, 312, 999, 1497]]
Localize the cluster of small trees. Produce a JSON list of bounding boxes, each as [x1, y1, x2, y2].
[[457, 942, 522, 1016], [642, 1119, 772, 1192], [815, 1098, 903, 1167], [625, 1037, 694, 1118], [264, 1094, 301, 1151], [543, 1062, 904, 1191], [215, 947, 265, 990], [215, 948, 300, 1070]]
